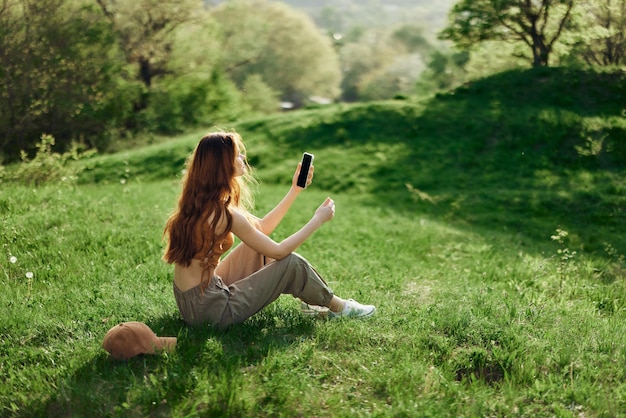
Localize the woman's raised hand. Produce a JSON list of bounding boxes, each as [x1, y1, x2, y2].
[[314, 197, 335, 224], [292, 162, 314, 189]]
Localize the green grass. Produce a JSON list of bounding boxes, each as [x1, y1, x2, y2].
[[1, 67, 626, 416]]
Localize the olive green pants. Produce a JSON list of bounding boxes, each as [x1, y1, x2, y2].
[[173, 244, 334, 329]]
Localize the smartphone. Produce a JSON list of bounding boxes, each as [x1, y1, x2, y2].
[[296, 152, 314, 188]]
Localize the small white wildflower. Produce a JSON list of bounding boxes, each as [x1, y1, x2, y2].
[[10, 256, 17, 264], [120, 178, 127, 185], [26, 272, 33, 279]]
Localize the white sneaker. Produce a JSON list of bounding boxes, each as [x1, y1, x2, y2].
[[329, 299, 376, 319]]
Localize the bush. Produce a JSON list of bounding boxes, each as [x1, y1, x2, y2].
[[242, 74, 280, 114], [9, 134, 95, 186], [136, 71, 247, 134], [0, 0, 125, 161]]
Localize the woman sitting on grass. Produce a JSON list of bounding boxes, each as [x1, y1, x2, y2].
[[163, 131, 375, 330]]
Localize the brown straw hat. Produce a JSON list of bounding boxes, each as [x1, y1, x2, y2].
[[102, 321, 177, 360]]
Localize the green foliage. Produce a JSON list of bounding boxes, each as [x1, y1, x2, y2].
[[211, 0, 342, 105], [415, 48, 471, 93], [136, 71, 246, 134], [242, 74, 281, 114], [6, 134, 95, 186], [95, 0, 205, 89], [338, 24, 434, 102], [357, 58, 425, 101], [440, 0, 575, 67], [459, 40, 529, 82], [3, 0, 624, 170], [391, 24, 433, 55], [561, 0, 626, 66], [551, 228, 578, 288], [0, 0, 259, 160], [0, 0, 127, 160]]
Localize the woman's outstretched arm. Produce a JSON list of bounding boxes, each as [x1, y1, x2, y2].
[[231, 196, 334, 260]]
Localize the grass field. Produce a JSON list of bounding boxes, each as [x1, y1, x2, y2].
[[1, 67, 625, 417]]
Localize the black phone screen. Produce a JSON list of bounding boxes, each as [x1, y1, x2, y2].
[[297, 152, 314, 188]]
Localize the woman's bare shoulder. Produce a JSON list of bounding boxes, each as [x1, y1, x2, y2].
[[206, 206, 233, 235], [228, 206, 258, 232], [228, 206, 249, 223]]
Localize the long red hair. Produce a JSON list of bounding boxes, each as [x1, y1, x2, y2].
[[163, 131, 254, 267]]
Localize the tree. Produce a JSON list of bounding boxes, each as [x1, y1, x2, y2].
[[0, 0, 125, 160], [95, 0, 205, 89], [209, 0, 341, 107], [440, 0, 575, 67], [415, 48, 471, 94], [392, 24, 433, 55], [94, 0, 240, 130], [338, 29, 401, 102], [241, 74, 280, 114], [338, 24, 435, 102], [570, 0, 626, 66]]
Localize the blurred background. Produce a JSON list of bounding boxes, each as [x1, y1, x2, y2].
[[0, 0, 621, 161]]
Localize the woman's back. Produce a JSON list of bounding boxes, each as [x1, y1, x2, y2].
[[174, 212, 233, 292]]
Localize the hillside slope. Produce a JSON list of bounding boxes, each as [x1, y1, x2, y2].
[[79, 67, 626, 254]]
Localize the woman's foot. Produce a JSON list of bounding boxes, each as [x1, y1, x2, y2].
[[328, 299, 376, 319], [301, 297, 376, 319]]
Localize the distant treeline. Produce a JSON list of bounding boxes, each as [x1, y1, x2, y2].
[[1, 0, 623, 161]]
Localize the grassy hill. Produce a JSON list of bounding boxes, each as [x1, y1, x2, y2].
[[3, 66, 625, 417], [79, 66, 626, 256]]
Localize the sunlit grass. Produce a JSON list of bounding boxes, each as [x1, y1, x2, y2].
[[1, 179, 625, 416], [1, 67, 625, 416]]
